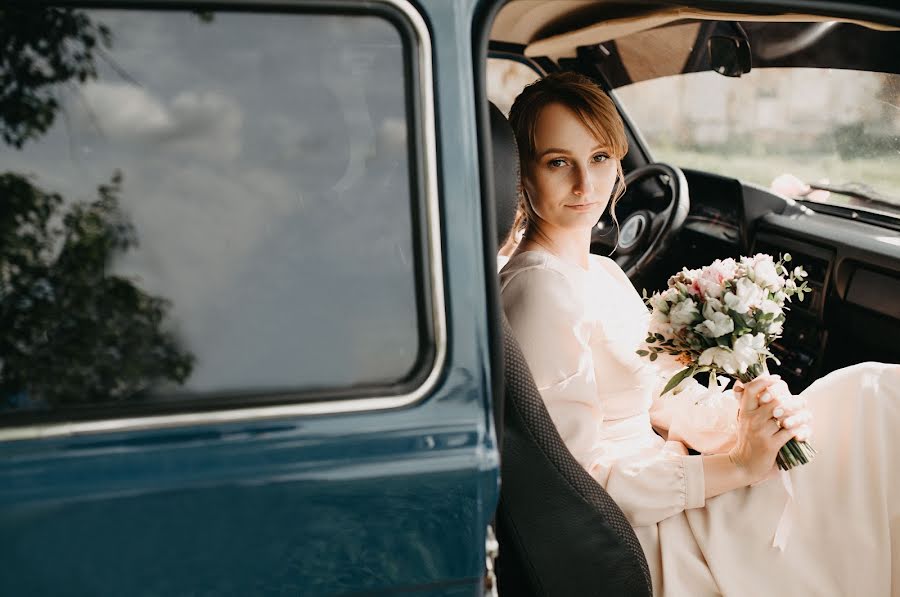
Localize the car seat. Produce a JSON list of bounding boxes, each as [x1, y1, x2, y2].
[[488, 101, 652, 597]]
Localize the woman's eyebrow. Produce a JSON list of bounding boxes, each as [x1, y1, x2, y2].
[[537, 144, 608, 159], [536, 147, 570, 158]]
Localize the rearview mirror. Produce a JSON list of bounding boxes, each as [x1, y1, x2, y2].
[[708, 35, 752, 77]]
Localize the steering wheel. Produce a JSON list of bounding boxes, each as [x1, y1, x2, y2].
[[591, 162, 690, 278]]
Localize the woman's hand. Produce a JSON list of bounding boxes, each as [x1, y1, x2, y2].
[[735, 378, 814, 443], [728, 375, 797, 483]]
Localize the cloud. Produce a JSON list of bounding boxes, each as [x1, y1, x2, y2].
[[76, 82, 243, 160], [378, 117, 407, 153]]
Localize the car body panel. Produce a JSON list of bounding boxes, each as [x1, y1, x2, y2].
[[0, 0, 498, 595]]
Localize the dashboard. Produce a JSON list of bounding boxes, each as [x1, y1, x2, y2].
[[672, 169, 900, 392]]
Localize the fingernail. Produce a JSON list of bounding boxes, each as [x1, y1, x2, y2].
[[784, 416, 797, 427], [773, 407, 784, 418], [760, 392, 773, 403]]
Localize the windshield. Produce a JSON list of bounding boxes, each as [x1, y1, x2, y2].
[[615, 68, 900, 215]]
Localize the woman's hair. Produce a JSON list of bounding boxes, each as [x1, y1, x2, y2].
[[507, 71, 628, 236]]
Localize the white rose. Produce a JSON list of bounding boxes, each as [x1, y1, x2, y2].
[[753, 257, 784, 291], [702, 298, 724, 320], [699, 346, 741, 374], [724, 278, 767, 314], [731, 333, 767, 373], [768, 319, 784, 336], [696, 311, 735, 338], [759, 299, 782, 316], [697, 269, 726, 299], [669, 298, 700, 327]]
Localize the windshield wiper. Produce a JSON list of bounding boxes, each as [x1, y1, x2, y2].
[[805, 181, 900, 211]]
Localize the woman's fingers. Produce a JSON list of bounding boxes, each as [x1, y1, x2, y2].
[[773, 426, 795, 448], [738, 375, 781, 413], [781, 410, 812, 429], [792, 424, 812, 442]]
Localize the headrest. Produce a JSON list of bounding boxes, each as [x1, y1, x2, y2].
[[489, 102, 520, 250]]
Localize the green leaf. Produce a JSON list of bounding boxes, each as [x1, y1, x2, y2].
[[636, 349, 649, 357], [661, 367, 694, 396], [649, 352, 658, 361]]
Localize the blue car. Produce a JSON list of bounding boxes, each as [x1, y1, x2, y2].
[[1, 0, 898, 595]]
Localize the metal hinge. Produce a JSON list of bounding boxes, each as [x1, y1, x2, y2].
[[484, 524, 499, 597]]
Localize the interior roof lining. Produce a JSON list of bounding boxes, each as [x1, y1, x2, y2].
[[490, 1, 900, 60]]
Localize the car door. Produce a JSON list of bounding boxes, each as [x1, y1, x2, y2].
[[0, 2, 498, 595]]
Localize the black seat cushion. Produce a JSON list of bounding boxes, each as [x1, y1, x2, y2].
[[496, 312, 652, 597]]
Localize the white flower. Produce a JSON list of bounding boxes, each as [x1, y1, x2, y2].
[[694, 259, 737, 300], [768, 319, 784, 336], [759, 299, 782, 316], [702, 298, 724, 320], [649, 294, 670, 314], [724, 278, 767, 314], [699, 347, 741, 374], [699, 333, 766, 374], [731, 333, 767, 371], [697, 268, 726, 299], [669, 298, 700, 327], [753, 257, 784, 291], [696, 311, 735, 338]]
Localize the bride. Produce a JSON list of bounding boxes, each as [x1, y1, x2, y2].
[[499, 72, 900, 596]]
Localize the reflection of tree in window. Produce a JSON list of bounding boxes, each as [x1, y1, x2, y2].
[[1, 7, 194, 409]]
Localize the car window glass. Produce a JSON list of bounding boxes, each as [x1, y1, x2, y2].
[[1, 8, 426, 415], [615, 68, 900, 215]]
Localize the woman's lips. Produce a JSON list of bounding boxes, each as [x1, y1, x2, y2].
[[565, 202, 599, 212]]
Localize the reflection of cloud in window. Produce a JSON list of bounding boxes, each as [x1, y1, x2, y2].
[[6, 10, 420, 395], [76, 82, 243, 160], [378, 117, 407, 153]]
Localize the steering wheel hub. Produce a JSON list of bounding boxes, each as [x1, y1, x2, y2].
[[618, 211, 649, 251]]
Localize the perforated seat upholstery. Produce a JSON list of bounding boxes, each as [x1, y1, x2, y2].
[[489, 101, 652, 596]]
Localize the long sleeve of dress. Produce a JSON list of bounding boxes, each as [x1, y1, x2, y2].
[[501, 265, 705, 526]]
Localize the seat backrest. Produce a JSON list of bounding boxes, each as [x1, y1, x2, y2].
[[496, 314, 652, 596], [488, 101, 652, 597]]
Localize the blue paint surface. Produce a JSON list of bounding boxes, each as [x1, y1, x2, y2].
[[0, 0, 499, 594]]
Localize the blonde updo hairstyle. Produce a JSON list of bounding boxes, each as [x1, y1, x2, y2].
[[507, 72, 628, 238]]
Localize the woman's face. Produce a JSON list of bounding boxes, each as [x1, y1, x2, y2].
[[523, 102, 619, 233]]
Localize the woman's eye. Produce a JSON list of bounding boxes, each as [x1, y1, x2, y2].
[[592, 153, 609, 163], [548, 158, 567, 168]]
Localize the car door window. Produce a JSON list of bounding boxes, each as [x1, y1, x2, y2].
[[1, 7, 438, 422]]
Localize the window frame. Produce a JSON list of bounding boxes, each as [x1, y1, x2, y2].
[[0, 0, 446, 441]]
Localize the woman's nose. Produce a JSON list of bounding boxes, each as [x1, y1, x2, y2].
[[572, 165, 594, 196]]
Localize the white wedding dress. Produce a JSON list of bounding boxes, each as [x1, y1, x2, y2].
[[500, 249, 900, 597]]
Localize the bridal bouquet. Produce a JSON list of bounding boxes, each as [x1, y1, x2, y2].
[[638, 253, 816, 470]]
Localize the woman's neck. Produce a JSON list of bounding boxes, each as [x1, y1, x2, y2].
[[517, 224, 592, 270]]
